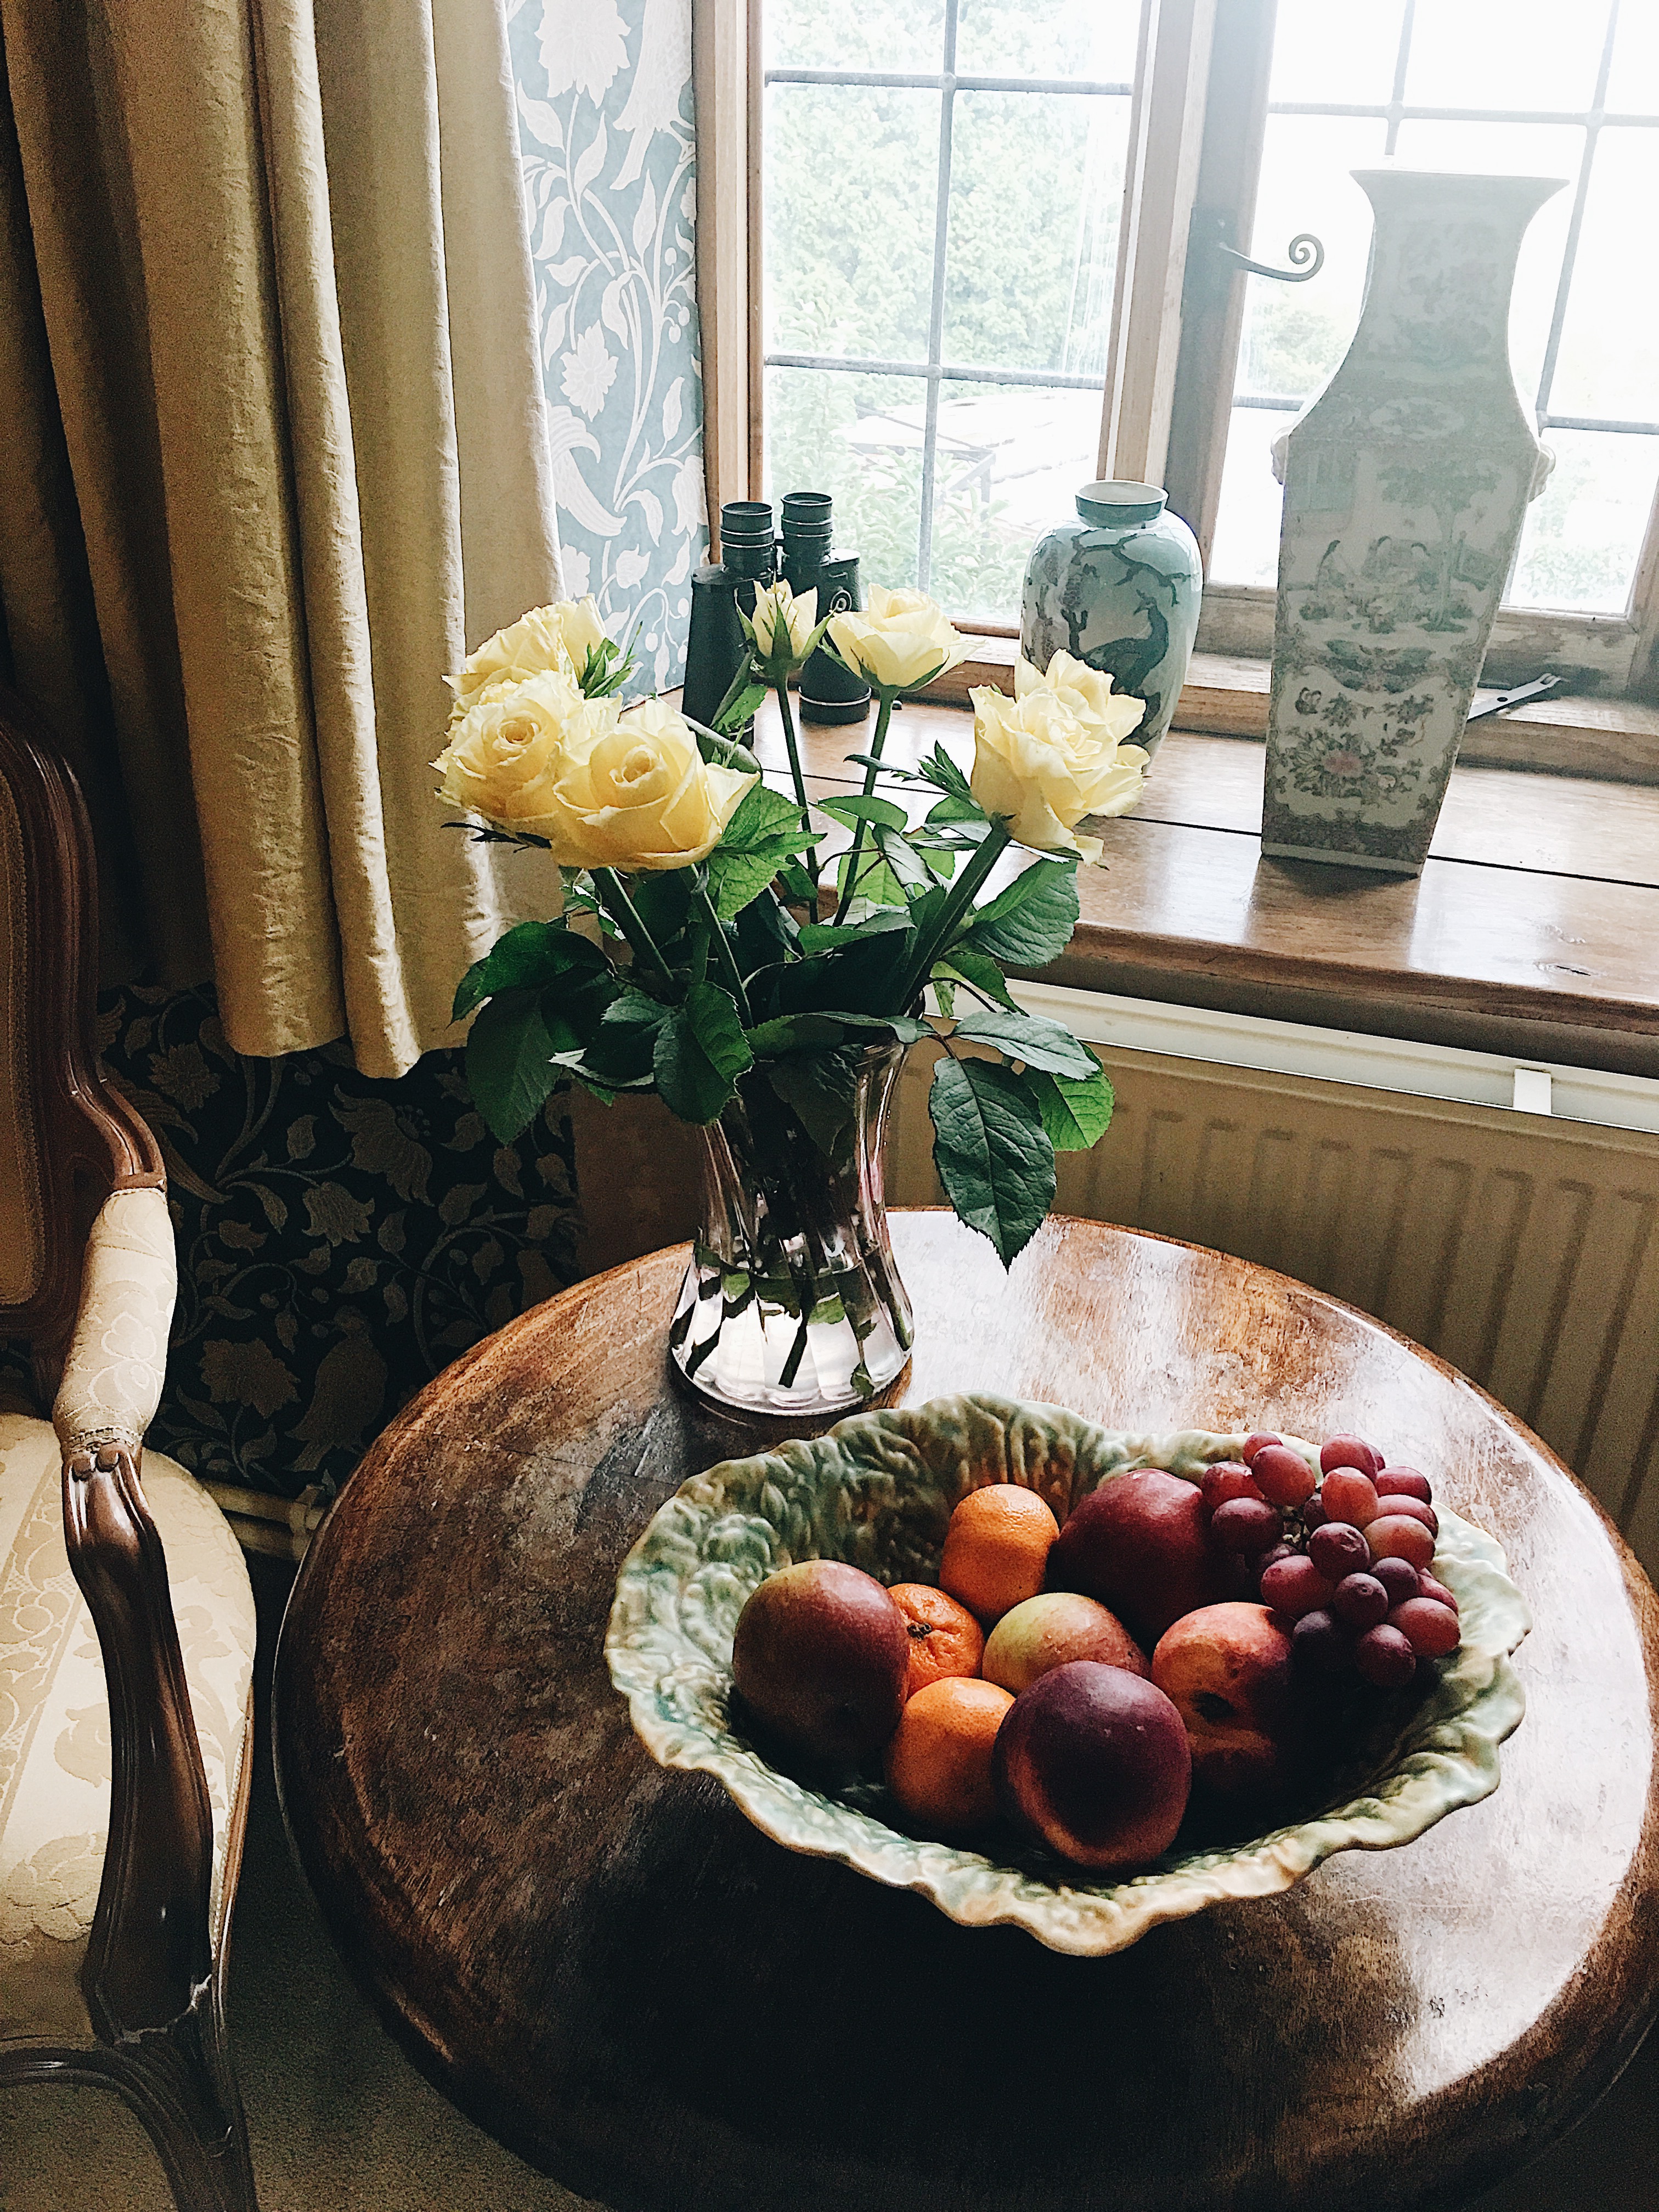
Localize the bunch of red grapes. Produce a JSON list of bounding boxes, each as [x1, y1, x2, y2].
[[1198, 1431, 1462, 1689]]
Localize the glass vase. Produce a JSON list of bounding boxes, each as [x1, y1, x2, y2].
[[668, 1043, 914, 1417]]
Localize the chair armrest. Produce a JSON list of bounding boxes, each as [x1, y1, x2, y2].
[[50, 1189, 213, 2039], [52, 1185, 176, 1457]]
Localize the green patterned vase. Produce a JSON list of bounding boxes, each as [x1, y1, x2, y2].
[[1020, 481, 1203, 758]]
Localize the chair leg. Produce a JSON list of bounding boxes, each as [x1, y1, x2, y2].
[[1, 1982, 258, 2212]]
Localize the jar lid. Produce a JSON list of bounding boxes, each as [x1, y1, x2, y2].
[[1075, 481, 1167, 527]]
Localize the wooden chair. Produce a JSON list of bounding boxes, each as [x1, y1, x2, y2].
[[0, 685, 259, 2211]]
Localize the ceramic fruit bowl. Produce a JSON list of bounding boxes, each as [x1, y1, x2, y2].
[[605, 1394, 1529, 1956]]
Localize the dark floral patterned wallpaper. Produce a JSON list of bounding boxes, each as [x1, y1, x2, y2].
[[4, 983, 582, 1504]]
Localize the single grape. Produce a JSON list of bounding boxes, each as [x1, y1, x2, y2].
[[1252, 1542, 1294, 1594], [1210, 1497, 1284, 1553], [1301, 1496, 1329, 1532], [1250, 1444, 1318, 1508], [1320, 1469, 1381, 1527], [1375, 1494, 1438, 1537], [1355, 1623, 1418, 1688], [1291, 1608, 1352, 1673], [1375, 1466, 1432, 1504], [1367, 1514, 1436, 1571], [1308, 1520, 1370, 1581], [1242, 1431, 1282, 1464], [1418, 1575, 1459, 1615], [1389, 1597, 1461, 1658], [1331, 1571, 1390, 1631], [1201, 1461, 1264, 1513], [1320, 1434, 1383, 1478], [1372, 1556, 1423, 1607], [1260, 1554, 1335, 1619]]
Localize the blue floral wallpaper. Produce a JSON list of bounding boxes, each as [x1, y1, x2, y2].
[[508, 0, 707, 692]]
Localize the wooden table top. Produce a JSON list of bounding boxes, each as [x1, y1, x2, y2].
[[749, 696, 1659, 1077], [274, 1212, 1659, 2212]]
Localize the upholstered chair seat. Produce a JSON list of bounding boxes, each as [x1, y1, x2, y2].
[[0, 1414, 256, 2047]]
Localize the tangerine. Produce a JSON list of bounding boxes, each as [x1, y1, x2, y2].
[[884, 1676, 1014, 1832], [888, 1583, 985, 1697], [939, 1483, 1060, 1623]]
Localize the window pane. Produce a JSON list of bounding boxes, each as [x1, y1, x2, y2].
[[765, 0, 946, 73], [943, 92, 1127, 373], [1209, 407, 1300, 588], [1402, 0, 1614, 113], [1267, 0, 1407, 106], [1234, 117, 1389, 405], [1511, 428, 1659, 613], [954, 0, 1139, 82], [764, 367, 928, 590], [764, 86, 940, 360], [1388, 120, 1579, 399], [1607, 7, 1659, 111], [925, 382, 1106, 619], [1545, 127, 1659, 424]]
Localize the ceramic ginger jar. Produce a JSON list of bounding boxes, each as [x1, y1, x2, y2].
[[1021, 481, 1203, 757]]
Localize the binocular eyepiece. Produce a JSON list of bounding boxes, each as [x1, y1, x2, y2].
[[681, 493, 872, 731]]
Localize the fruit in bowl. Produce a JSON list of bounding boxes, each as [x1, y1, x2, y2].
[[606, 1395, 1530, 1956]]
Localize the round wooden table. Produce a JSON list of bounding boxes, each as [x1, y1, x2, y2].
[[274, 1212, 1659, 2212]]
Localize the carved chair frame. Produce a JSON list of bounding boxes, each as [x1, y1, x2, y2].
[[0, 684, 258, 2212]]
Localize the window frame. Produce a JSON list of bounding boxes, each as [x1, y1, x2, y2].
[[696, 0, 1659, 709]]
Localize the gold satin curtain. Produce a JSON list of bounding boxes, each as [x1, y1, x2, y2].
[[0, 0, 566, 1079]]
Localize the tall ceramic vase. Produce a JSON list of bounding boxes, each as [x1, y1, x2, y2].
[[1262, 169, 1564, 874]]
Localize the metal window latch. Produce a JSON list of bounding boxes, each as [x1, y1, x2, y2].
[[1188, 209, 1325, 303], [1465, 673, 1564, 722]]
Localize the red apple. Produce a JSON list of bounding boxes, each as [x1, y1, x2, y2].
[[992, 1661, 1191, 1871], [1152, 1602, 1299, 1798], [1046, 1471, 1238, 1647], [730, 1561, 909, 1767]]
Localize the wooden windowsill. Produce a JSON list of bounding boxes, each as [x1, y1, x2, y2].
[[744, 692, 1659, 1081], [918, 641, 1659, 786]]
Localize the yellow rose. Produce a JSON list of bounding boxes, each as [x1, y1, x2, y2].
[[1014, 648, 1149, 749], [749, 579, 819, 664], [541, 698, 757, 871], [968, 684, 1149, 860], [447, 597, 611, 707], [432, 671, 592, 832], [827, 585, 970, 693]]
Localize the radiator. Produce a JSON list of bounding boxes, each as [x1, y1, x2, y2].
[[888, 986, 1659, 1581]]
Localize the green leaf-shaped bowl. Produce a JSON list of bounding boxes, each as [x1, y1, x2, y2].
[[605, 1394, 1530, 1955]]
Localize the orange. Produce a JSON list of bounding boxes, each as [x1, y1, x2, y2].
[[939, 1483, 1060, 1623], [889, 1583, 985, 1697], [884, 1677, 1015, 1832]]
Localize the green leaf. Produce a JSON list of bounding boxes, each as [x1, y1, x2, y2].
[[743, 1013, 848, 1057], [951, 1010, 1099, 1079], [926, 790, 986, 825], [723, 780, 815, 851], [796, 908, 913, 955], [585, 987, 670, 1082], [1026, 1065, 1115, 1153], [465, 992, 563, 1144], [834, 850, 911, 912], [685, 717, 763, 776], [707, 847, 789, 923], [928, 1056, 1055, 1268], [961, 859, 1080, 968], [630, 870, 695, 947], [935, 947, 1019, 1011], [654, 980, 754, 1124], [815, 793, 908, 832], [871, 822, 938, 901], [735, 889, 798, 976], [713, 680, 769, 736], [452, 921, 605, 1023], [769, 1054, 858, 1158], [918, 741, 974, 803]]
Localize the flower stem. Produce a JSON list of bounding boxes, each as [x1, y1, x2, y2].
[[832, 686, 898, 925], [890, 819, 1013, 1010], [773, 676, 820, 923], [696, 883, 754, 1026], [591, 867, 674, 991]]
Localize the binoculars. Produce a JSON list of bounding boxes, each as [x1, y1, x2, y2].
[[681, 493, 872, 730]]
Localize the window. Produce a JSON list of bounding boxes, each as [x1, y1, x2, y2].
[[699, 0, 1659, 697]]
